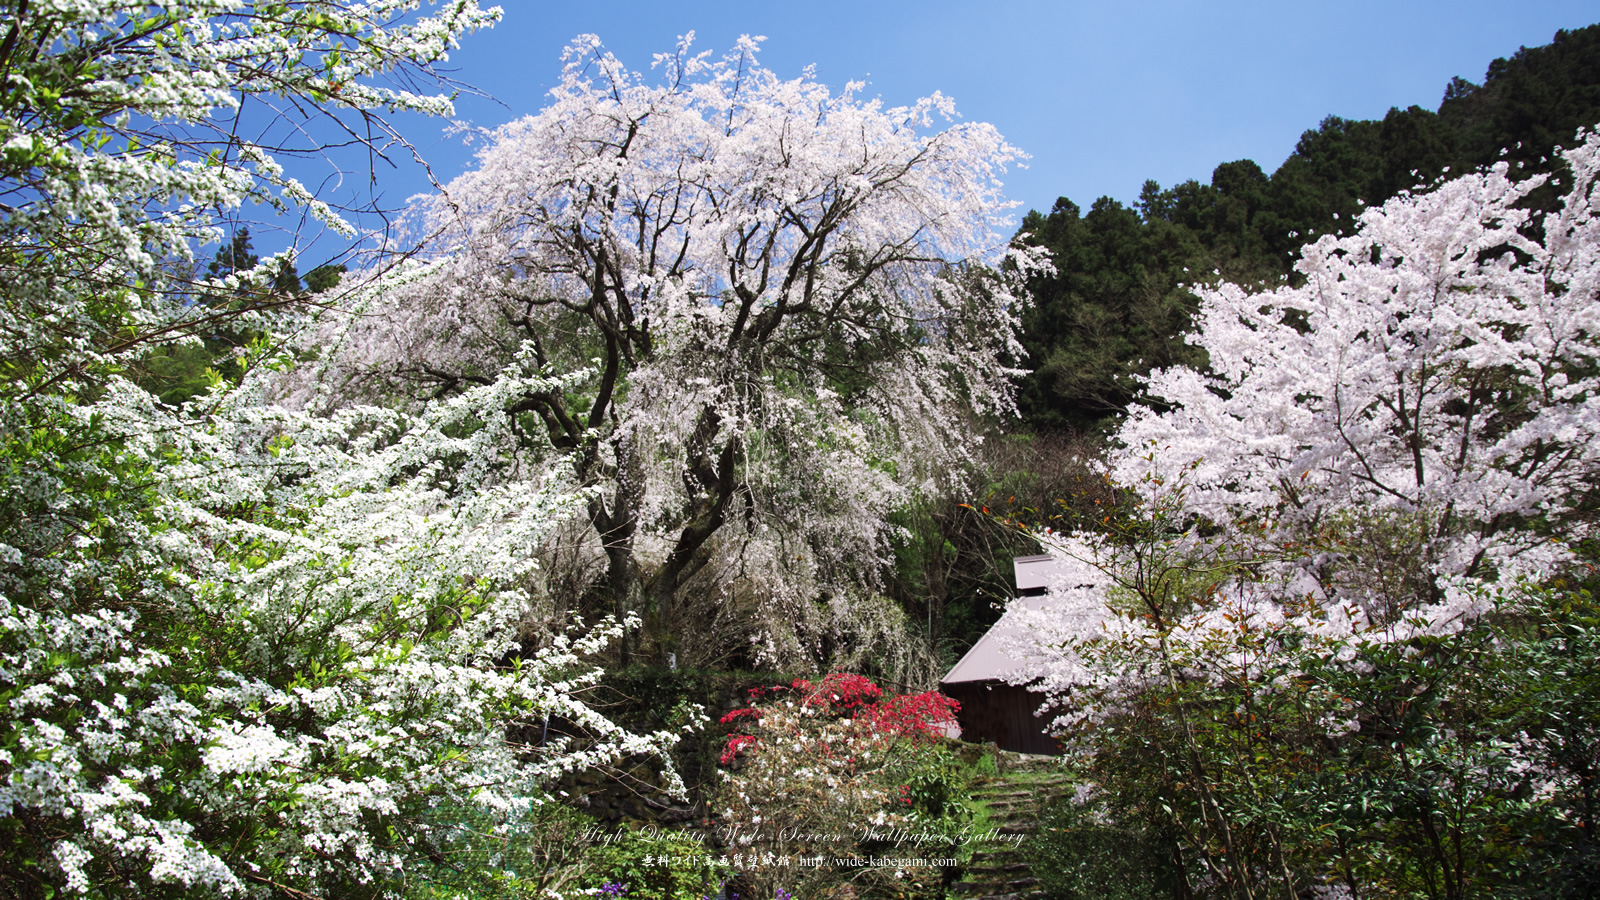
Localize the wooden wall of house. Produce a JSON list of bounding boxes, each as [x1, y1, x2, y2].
[[941, 680, 1061, 756]]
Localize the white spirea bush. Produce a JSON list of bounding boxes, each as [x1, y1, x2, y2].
[[0, 1, 504, 384], [3, 353, 688, 896], [4, 349, 694, 890], [0, 4, 690, 897]]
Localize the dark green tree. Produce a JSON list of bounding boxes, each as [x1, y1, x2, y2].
[[1016, 193, 1221, 433], [134, 229, 346, 406]]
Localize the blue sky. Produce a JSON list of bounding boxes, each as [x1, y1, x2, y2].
[[332, 1, 1598, 245]]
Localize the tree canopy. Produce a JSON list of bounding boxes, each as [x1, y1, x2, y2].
[[307, 35, 1038, 669], [1012, 125, 1600, 900]]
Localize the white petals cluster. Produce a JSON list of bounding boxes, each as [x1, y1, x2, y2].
[[1119, 137, 1600, 590], [0, 4, 697, 896], [0, 1, 502, 385], [715, 702, 912, 896], [301, 34, 1033, 660], [1017, 128, 1600, 730], [3, 353, 688, 893]]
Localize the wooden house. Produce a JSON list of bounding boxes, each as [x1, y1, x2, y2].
[[939, 554, 1100, 755]]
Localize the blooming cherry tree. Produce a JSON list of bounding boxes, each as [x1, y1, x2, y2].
[[1006, 131, 1600, 900], [1114, 129, 1600, 634], [308, 35, 1040, 657], [1015, 130, 1600, 723]]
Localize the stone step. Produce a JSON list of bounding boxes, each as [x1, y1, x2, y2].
[[954, 876, 1042, 895], [972, 787, 1036, 800], [976, 818, 1032, 832], [965, 861, 1030, 877], [949, 746, 1073, 900], [972, 786, 1050, 797], [994, 753, 1065, 774], [973, 779, 1071, 796], [977, 815, 1032, 827], [969, 849, 1026, 865], [985, 772, 1072, 784], [981, 798, 1039, 813], [973, 783, 1063, 796]]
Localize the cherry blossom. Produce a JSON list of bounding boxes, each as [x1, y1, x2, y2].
[[1015, 128, 1600, 728], [302, 34, 1041, 659]]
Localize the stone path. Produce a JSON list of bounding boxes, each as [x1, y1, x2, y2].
[[949, 750, 1070, 900]]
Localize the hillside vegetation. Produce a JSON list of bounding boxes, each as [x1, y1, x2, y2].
[[1017, 24, 1600, 433]]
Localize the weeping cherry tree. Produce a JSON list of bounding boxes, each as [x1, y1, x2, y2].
[[312, 35, 1040, 665]]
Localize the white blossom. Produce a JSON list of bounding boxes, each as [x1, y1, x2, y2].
[[1020, 128, 1600, 728], [298, 33, 1040, 665]]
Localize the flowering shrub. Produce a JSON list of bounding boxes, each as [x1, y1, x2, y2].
[[719, 676, 958, 766], [713, 676, 963, 898], [0, 4, 694, 898], [858, 690, 963, 739], [719, 735, 761, 766], [2, 354, 694, 897], [800, 673, 884, 711], [582, 829, 731, 900]]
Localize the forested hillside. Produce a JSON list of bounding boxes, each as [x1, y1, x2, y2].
[[1017, 23, 1600, 432]]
